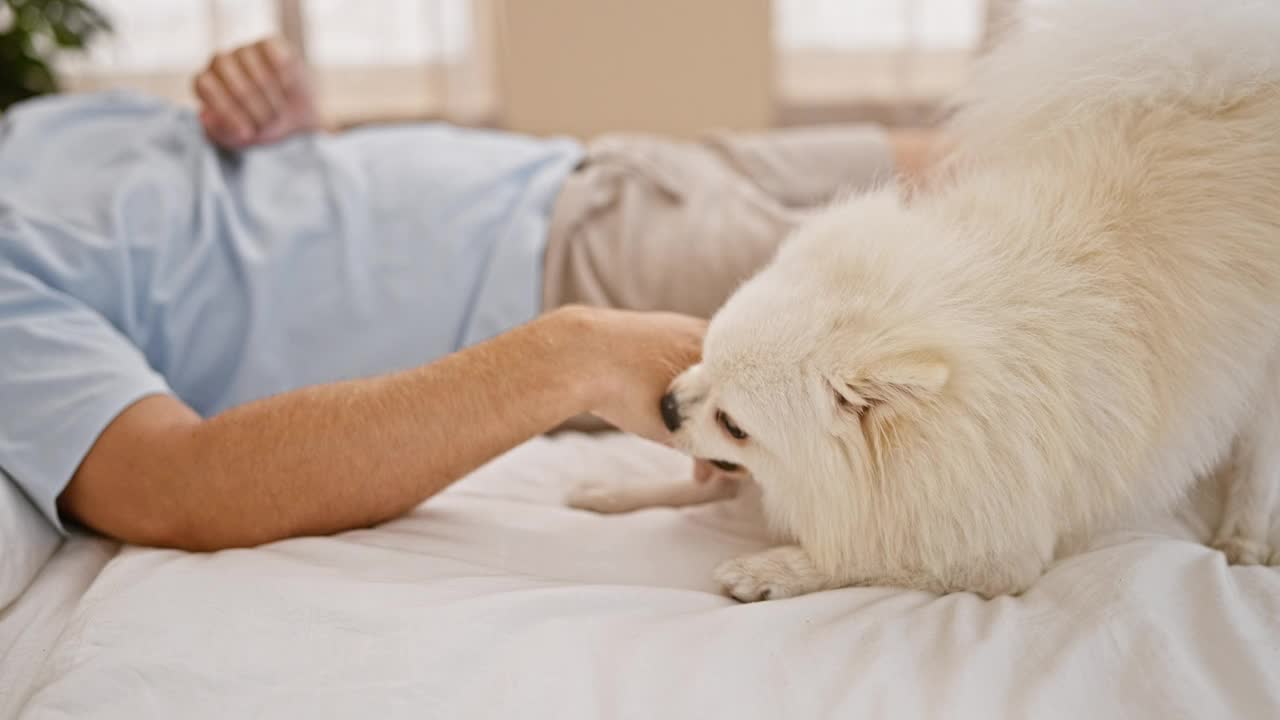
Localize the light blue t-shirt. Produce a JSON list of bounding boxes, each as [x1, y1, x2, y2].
[[0, 92, 583, 530]]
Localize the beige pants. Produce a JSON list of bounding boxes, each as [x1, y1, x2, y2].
[[542, 125, 896, 317]]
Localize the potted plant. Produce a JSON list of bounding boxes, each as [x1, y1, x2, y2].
[[0, 0, 110, 111]]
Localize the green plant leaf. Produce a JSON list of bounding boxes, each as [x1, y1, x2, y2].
[[0, 0, 112, 110]]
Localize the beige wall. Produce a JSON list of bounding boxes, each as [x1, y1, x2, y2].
[[492, 0, 773, 139]]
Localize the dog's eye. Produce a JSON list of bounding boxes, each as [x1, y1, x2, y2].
[[716, 410, 749, 440]]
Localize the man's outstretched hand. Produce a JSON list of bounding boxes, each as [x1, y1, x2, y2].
[[573, 307, 707, 445], [193, 36, 320, 150]]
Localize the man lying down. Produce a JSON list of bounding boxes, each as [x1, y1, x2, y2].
[[0, 37, 932, 550]]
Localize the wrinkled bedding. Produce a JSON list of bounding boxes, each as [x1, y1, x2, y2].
[[8, 433, 1280, 719], [1, 535, 116, 719]]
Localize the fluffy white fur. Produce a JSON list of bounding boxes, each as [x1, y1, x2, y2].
[[571, 0, 1280, 599]]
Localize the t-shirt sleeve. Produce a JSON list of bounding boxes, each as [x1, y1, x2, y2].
[[0, 264, 173, 532]]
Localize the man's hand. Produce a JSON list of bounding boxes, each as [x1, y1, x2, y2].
[[193, 36, 319, 150], [580, 308, 707, 444]]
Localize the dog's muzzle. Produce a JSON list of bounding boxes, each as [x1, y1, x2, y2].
[[660, 392, 682, 431]]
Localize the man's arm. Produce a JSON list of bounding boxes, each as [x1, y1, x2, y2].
[[59, 306, 704, 551]]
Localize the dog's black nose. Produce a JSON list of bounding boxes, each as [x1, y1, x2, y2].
[[660, 392, 682, 431]]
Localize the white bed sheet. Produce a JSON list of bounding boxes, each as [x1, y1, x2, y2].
[[12, 433, 1280, 719], [1, 535, 116, 719]]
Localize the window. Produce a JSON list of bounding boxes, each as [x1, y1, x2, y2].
[[774, 0, 992, 125], [60, 0, 490, 125], [59, 1, 1001, 129]]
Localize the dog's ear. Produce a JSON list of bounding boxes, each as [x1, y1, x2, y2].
[[828, 351, 949, 423]]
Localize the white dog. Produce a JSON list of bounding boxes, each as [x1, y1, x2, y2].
[[571, 0, 1280, 599]]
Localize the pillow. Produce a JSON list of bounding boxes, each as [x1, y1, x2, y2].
[[0, 471, 63, 610]]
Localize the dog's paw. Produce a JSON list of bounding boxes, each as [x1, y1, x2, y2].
[[565, 481, 639, 514], [713, 546, 833, 602], [1211, 535, 1274, 566]]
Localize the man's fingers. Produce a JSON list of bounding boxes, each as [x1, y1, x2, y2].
[[259, 36, 305, 92], [210, 52, 275, 130], [194, 36, 318, 149], [235, 45, 286, 119], [198, 109, 235, 147], [193, 71, 254, 144]]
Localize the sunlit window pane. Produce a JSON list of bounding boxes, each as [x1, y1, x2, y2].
[[75, 0, 210, 72], [775, 0, 985, 51], [303, 0, 470, 67], [212, 0, 279, 51]]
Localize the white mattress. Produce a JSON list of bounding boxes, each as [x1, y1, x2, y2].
[[10, 433, 1280, 719]]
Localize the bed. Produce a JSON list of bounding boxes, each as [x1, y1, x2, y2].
[[3, 432, 1278, 719]]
